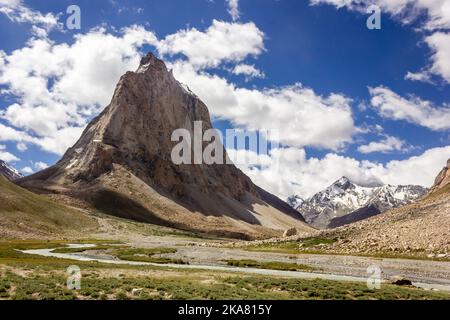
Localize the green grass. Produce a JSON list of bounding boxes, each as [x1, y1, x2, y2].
[[0, 240, 449, 300], [111, 247, 187, 264], [51, 244, 125, 254], [1, 269, 449, 300], [300, 237, 337, 247], [50, 244, 187, 265], [245, 241, 309, 254], [224, 259, 315, 272], [0, 240, 187, 268], [0, 240, 176, 271], [245, 237, 338, 255], [244, 238, 450, 262]]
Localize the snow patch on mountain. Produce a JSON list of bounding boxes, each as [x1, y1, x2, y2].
[[290, 177, 427, 229], [0, 160, 23, 181]]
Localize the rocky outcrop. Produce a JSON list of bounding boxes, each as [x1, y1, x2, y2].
[[0, 160, 22, 181], [283, 228, 298, 237], [389, 276, 413, 286], [429, 158, 450, 194], [19, 53, 311, 239]]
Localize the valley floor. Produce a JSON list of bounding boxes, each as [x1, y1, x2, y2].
[[0, 208, 449, 300], [1, 229, 449, 300]]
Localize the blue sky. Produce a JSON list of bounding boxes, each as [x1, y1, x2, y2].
[[0, 0, 449, 199]]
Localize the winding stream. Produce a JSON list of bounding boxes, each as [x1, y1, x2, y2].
[[20, 244, 450, 292]]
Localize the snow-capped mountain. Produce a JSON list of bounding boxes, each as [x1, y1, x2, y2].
[[291, 177, 427, 229], [0, 160, 23, 181]]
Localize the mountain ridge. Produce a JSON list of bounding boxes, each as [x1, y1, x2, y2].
[[292, 176, 427, 229], [430, 158, 450, 195], [0, 175, 97, 239]]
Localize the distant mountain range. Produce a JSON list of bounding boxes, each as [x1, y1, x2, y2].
[[290, 177, 427, 229], [0, 160, 22, 181], [322, 159, 450, 257]]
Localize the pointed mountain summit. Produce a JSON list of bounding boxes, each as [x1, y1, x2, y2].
[[331, 176, 354, 190], [19, 53, 311, 239]]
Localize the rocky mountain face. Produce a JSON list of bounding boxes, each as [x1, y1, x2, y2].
[[429, 158, 450, 194], [286, 195, 304, 209], [292, 177, 427, 229], [0, 160, 22, 181], [19, 53, 311, 239]]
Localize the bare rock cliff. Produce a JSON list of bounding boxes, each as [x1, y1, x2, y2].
[[430, 158, 450, 194]]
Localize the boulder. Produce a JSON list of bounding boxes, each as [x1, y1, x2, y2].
[[283, 228, 298, 237], [390, 276, 413, 286]]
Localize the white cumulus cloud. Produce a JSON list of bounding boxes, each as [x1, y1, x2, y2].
[[369, 86, 450, 131], [171, 61, 355, 150], [232, 145, 450, 200], [33, 161, 48, 170], [425, 32, 450, 84], [0, 26, 158, 155], [157, 20, 264, 69], [309, 1, 450, 84], [0, 144, 19, 162], [20, 166, 33, 174], [405, 70, 433, 83], [358, 135, 409, 154], [0, 0, 61, 36], [0, 18, 358, 155], [310, 0, 450, 30], [0, 21, 269, 155], [16, 142, 27, 152], [231, 63, 265, 80], [226, 0, 240, 21]]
